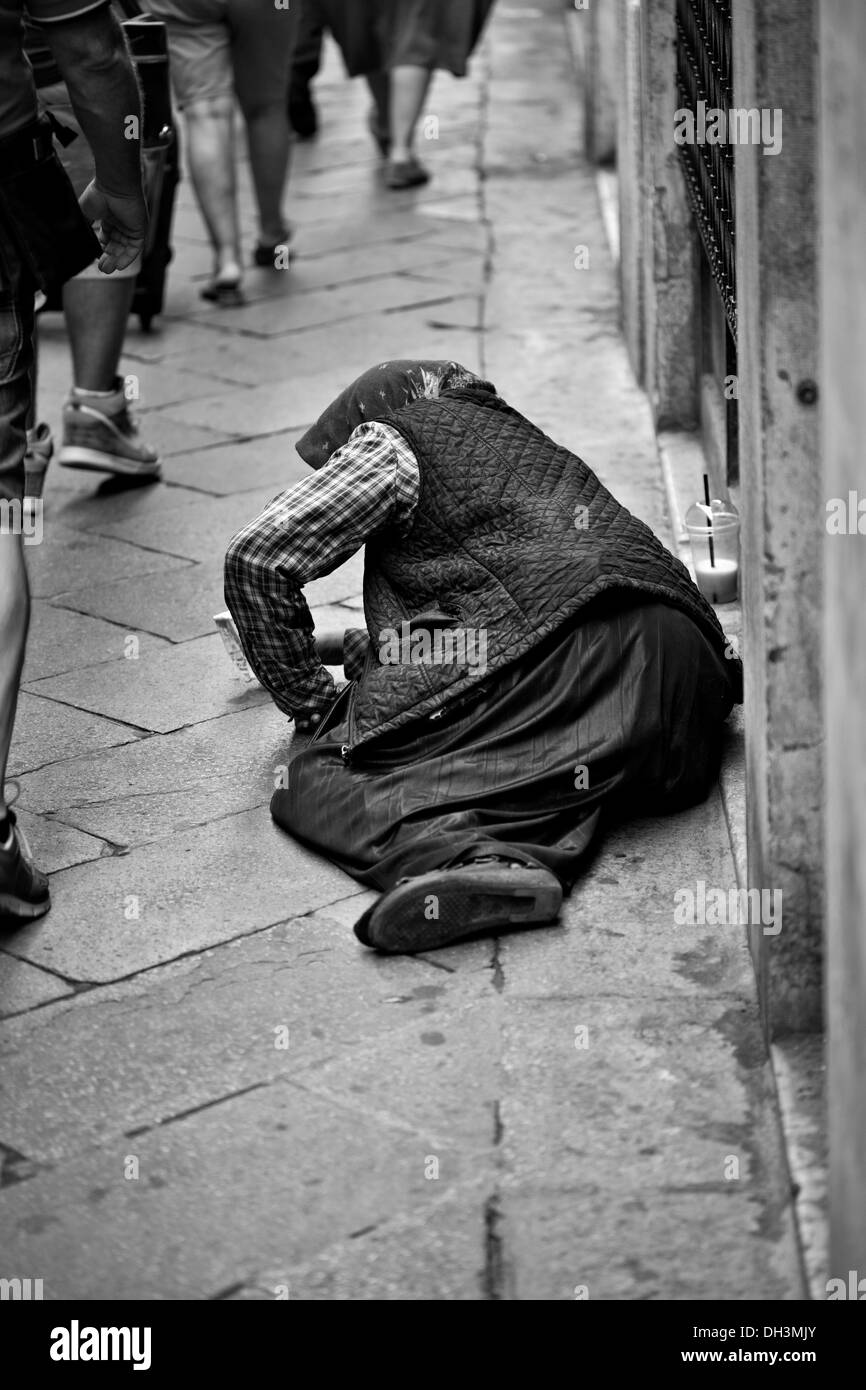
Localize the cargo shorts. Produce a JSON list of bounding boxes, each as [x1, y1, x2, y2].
[[145, 0, 299, 113]]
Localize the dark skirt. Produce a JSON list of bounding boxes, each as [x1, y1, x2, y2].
[[271, 596, 738, 894], [318, 0, 496, 77]]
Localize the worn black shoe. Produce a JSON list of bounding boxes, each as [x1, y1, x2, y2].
[[0, 806, 51, 930], [354, 859, 562, 954], [253, 226, 294, 269]]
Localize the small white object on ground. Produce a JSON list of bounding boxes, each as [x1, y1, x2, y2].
[[213, 610, 259, 683]]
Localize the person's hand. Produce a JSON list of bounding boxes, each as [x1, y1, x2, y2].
[[294, 711, 324, 735], [79, 180, 148, 274], [293, 681, 349, 735]]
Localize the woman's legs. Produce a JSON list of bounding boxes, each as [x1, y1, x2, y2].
[[230, 0, 299, 249], [182, 94, 243, 283], [144, 4, 244, 288], [365, 70, 390, 153], [389, 64, 434, 162], [240, 104, 292, 248]]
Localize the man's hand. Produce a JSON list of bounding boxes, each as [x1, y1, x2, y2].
[[293, 680, 349, 735], [79, 181, 148, 275]]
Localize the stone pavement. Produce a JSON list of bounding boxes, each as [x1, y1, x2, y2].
[[0, 0, 805, 1299]]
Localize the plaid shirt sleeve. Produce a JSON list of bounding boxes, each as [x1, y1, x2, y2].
[[224, 420, 419, 726]]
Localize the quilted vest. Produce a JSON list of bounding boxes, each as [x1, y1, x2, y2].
[[343, 386, 743, 752]]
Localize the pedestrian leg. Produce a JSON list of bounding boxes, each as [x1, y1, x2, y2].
[[182, 94, 243, 289]]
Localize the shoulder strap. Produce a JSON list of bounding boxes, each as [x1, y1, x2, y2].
[[114, 0, 144, 19]]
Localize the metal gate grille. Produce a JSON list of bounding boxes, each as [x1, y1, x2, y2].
[[675, 0, 737, 342]]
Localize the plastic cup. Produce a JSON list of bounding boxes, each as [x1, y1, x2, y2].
[[685, 500, 740, 605]]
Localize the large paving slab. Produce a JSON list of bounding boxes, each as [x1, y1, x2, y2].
[[498, 1189, 799, 1301], [9, 693, 142, 777], [50, 561, 228, 644], [156, 365, 381, 438], [9, 810, 107, 875], [224, 1185, 491, 1301], [0, 906, 492, 1162], [25, 522, 192, 601], [499, 796, 757, 1002], [161, 431, 310, 497], [22, 602, 170, 682], [13, 704, 291, 846], [53, 559, 364, 646], [499, 995, 777, 1194], [0, 956, 74, 1019], [0, 1081, 495, 1300], [91, 486, 279, 564], [23, 634, 269, 735], [1, 807, 359, 982], [43, 474, 198, 534]]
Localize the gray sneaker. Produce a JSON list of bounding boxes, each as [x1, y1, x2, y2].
[[58, 379, 161, 479]]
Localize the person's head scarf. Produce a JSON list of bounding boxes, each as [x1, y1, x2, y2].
[[296, 359, 496, 469]]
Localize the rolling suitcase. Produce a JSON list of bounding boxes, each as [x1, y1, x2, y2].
[[117, 0, 181, 331], [38, 0, 181, 332]]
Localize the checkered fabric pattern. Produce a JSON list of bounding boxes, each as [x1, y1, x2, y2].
[[224, 420, 420, 726]]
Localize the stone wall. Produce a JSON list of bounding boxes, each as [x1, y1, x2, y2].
[[820, 0, 866, 1285], [733, 0, 823, 1037]]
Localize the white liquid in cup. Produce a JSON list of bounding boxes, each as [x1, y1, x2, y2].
[[694, 557, 739, 605]]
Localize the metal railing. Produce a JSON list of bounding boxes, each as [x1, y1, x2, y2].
[[675, 0, 737, 342]]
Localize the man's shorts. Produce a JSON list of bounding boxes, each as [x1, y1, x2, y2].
[[38, 83, 139, 281], [144, 0, 298, 111], [0, 221, 35, 505]]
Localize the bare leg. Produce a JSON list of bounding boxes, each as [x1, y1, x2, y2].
[[0, 536, 29, 819], [62, 278, 135, 392], [389, 65, 434, 162], [241, 101, 291, 246], [366, 70, 390, 129], [182, 94, 242, 282], [231, 0, 298, 249]]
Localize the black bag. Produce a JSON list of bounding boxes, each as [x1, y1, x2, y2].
[[0, 117, 101, 292]]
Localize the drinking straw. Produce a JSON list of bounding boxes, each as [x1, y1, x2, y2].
[[703, 473, 716, 568]]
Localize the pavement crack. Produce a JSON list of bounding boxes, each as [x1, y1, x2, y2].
[[492, 1099, 503, 1147], [481, 1192, 505, 1300], [123, 1080, 269, 1138], [490, 939, 504, 993], [208, 1281, 247, 1301], [413, 954, 455, 974], [0, 1140, 48, 1188]]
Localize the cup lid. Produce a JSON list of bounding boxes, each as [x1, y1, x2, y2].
[[685, 499, 739, 529]]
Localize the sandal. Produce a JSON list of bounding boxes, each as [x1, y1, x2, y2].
[[253, 227, 293, 269], [384, 155, 430, 190], [200, 276, 245, 306]]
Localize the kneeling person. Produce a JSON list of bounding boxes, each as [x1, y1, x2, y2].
[[224, 360, 742, 954]]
